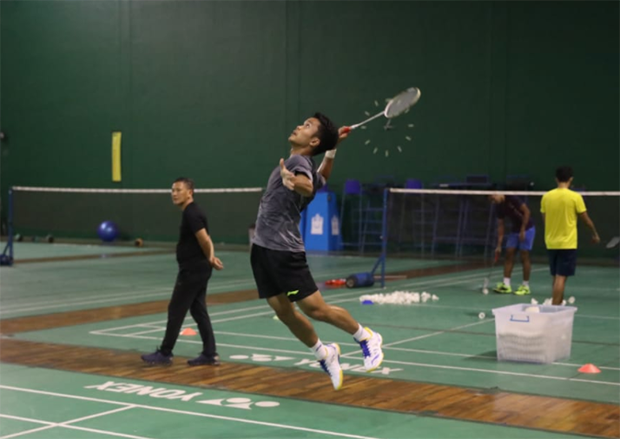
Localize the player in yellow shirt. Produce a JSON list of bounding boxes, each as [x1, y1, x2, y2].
[[541, 166, 600, 305]]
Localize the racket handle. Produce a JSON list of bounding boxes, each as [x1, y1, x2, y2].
[[342, 126, 351, 134]]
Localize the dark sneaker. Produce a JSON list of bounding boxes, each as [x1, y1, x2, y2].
[[188, 353, 221, 366], [141, 349, 173, 366]]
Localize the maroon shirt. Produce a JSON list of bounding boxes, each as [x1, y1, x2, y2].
[[496, 196, 534, 233]]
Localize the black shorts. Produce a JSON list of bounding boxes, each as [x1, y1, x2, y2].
[[250, 244, 318, 302], [548, 249, 577, 277]]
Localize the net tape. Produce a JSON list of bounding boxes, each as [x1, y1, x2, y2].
[[11, 186, 263, 194]]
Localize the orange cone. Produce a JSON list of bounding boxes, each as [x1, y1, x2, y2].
[[578, 363, 601, 374], [180, 328, 197, 336]]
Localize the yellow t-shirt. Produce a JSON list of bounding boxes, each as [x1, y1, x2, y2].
[[540, 188, 586, 249]]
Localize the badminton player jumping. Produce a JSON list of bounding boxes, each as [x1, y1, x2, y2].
[[249, 113, 384, 391]]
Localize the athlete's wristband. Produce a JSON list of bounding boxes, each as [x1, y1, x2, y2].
[[325, 149, 336, 159]]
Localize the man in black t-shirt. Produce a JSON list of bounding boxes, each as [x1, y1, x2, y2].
[[141, 177, 223, 366]]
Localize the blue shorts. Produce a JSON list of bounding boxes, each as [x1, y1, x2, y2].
[[505, 226, 536, 251], [548, 249, 577, 277]]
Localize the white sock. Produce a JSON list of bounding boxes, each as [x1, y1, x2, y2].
[[353, 324, 371, 342], [311, 340, 328, 360], [503, 278, 511, 287], [522, 281, 529, 287]]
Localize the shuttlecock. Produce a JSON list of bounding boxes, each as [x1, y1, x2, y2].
[[561, 300, 567, 306], [482, 288, 489, 295], [431, 294, 439, 301], [568, 296, 575, 304], [530, 298, 538, 305], [359, 291, 437, 305], [478, 312, 486, 319], [543, 298, 552, 305], [525, 306, 540, 313]]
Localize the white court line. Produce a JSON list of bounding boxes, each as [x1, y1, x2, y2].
[[71, 266, 617, 385], [0, 278, 258, 315], [190, 330, 620, 372], [341, 356, 620, 387], [122, 327, 166, 336], [8, 264, 598, 319], [0, 291, 170, 315], [91, 303, 275, 334], [0, 263, 500, 315], [574, 314, 620, 321], [379, 319, 493, 348], [209, 293, 377, 324], [91, 290, 376, 335], [214, 330, 357, 346], [0, 406, 143, 439], [92, 269, 618, 339], [0, 289, 169, 314], [92, 331, 620, 386], [91, 272, 514, 335], [0, 385, 380, 439], [383, 345, 620, 371], [63, 423, 149, 439], [2, 420, 150, 439]]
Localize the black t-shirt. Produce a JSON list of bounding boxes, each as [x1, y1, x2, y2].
[[176, 202, 210, 268]]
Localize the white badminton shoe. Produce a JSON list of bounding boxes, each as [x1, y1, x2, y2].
[[357, 327, 384, 372], [319, 343, 343, 390]]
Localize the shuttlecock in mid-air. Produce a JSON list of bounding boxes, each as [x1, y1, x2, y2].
[[568, 296, 576, 304], [478, 312, 486, 319], [482, 288, 489, 295]]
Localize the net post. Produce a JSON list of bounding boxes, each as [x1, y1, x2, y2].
[[381, 187, 388, 287], [371, 188, 389, 288], [8, 187, 13, 261], [1, 187, 14, 265]]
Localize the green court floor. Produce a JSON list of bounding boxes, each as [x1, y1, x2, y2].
[[7, 264, 620, 404], [0, 248, 455, 319], [0, 364, 591, 439], [1, 246, 619, 438], [3, 241, 163, 259]]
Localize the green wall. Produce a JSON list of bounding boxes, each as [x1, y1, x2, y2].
[[1, 1, 618, 199]]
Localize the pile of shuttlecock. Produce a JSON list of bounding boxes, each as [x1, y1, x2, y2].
[[540, 297, 575, 306], [359, 291, 439, 305]]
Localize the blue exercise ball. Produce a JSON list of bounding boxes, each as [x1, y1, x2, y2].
[[97, 221, 119, 242]]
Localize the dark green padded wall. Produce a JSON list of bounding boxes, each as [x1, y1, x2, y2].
[[1, 1, 618, 199]]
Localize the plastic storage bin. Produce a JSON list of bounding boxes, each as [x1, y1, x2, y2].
[[492, 303, 577, 364]]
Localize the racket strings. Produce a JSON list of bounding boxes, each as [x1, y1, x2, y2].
[[385, 88, 421, 118]]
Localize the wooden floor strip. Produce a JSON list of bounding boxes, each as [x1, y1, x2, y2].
[[1, 338, 618, 438], [0, 289, 259, 334]]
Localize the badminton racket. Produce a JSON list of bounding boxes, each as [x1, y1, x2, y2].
[[342, 87, 421, 133], [482, 252, 500, 291]]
